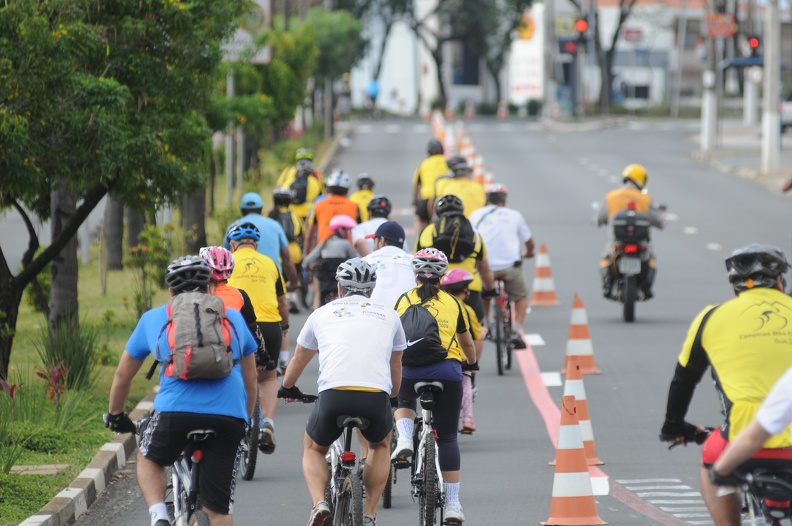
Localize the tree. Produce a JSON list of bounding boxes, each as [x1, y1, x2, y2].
[[0, 0, 246, 379]]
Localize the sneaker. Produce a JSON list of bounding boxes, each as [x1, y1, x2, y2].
[[288, 294, 300, 314], [460, 418, 476, 435], [363, 515, 377, 525], [154, 521, 170, 526], [258, 422, 276, 454], [510, 331, 527, 350], [307, 501, 332, 526], [277, 359, 290, 376], [443, 501, 465, 523], [390, 438, 413, 461]]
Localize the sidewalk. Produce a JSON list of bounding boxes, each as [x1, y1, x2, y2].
[[690, 119, 792, 194]]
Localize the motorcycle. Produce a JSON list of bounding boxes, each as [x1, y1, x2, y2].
[[607, 207, 651, 322]]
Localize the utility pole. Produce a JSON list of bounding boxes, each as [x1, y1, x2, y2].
[[324, 0, 334, 140], [700, 0, 718, 153], [671, 0, 689, 118], [225, 70, 235, 207], [761, 0, 780, 173]]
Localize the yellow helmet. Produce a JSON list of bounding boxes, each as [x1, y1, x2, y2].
[[622, 164, 648, 189]]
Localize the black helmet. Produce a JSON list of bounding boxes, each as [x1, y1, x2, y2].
[[435, 194, 464, 216], [447, 155, 471, 176], [725, 244, 790, 292], [367, 195, 392, 218], [273, 187, 294, 207], [427, 139, 444, 156], [165, 256, 212, 293], [356, 173, 375, 190]]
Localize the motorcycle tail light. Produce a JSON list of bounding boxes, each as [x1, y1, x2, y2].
[[623, 244, 639, 254]]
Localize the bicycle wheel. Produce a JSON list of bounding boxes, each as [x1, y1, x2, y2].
[[383, 432, 396, 508], [504, 302, 513, 371], [334, 474, 364, 526], [418, 433, 438, 526], [241, 395, 260, 481], [494, 305, 505, 376], [193, 508, 210, 526]]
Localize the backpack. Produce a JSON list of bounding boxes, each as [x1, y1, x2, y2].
[[153, 292, 238, 380], [396, 294, 455, 367], [275, 210, 298, 243], [432, 213, 476, 262], [290, 169, 310, 205]]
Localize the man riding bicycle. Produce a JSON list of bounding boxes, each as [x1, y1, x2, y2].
[[659, 244, 792, 526], [104, 256, 258, 526], [279, 258, 405, 526]]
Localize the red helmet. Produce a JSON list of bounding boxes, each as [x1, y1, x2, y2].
[[199, 246, 235, 282]]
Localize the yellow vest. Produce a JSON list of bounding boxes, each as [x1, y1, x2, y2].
[[604, 187, 652, 219]]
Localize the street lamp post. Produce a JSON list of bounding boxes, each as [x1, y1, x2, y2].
[[761, 0, 780, 174]]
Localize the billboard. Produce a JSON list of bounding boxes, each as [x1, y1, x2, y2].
[[222, 0, 272, 64], [509, 3, 545, 105]]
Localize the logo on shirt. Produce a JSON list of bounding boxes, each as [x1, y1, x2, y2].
[[738, 301, 791, 333], [332, 307, 354, 318], [407, 337, 425, 347]]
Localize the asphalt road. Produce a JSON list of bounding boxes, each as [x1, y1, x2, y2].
[[76, 117, 792, 526]]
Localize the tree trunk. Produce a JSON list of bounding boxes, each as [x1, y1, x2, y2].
[[181, 190, 207, 254], [432, 49, 447, 106], [48, 184, 79, 329], [372, 20, 394, 82], [0, 277, 23, 379], [125, 207, 146, 249], [486, 60, 503, 105], [104, 196, 124, 270]]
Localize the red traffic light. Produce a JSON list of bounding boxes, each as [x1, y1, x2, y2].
[[564, 40, 578, 54], [748, 36, 760, 49], [575, 18, 588, 33]]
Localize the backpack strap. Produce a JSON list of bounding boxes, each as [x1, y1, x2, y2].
[[146, 308, 174, 380], [474, 206, 499, 230]]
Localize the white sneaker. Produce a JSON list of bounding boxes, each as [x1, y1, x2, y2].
[[390, 438, 413, 461], [443, 501, 465, 523]]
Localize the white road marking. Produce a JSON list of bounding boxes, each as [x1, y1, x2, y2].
[[647, 499, 704, 505], [664, 212, 679, 221], [412, 124, 430, 133], [683, 226, 699, 235], [541, 372, 562, 387], [626, 485, 694, 491], [659, 507, 709, 512], [591, 477, 610, 496], [636, 491, 703, 497], [598, 168, 609, 177], [384, 124, 401, 133], [608, 175, 621, 184], [706, 242, 722, 251], [617, 479, 687, 484], [525, 333, 545, 346], [357, 124, 372, 134], [496, 123, 513, 131]]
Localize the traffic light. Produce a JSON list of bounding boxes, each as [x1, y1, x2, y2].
[[748, 35, 761, 57], [575, 17, 589, 51]]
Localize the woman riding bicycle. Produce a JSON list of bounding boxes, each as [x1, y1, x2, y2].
[[440, 268, 482, 435], [303, 214, 357, 306], [392, 248, 477, 523]]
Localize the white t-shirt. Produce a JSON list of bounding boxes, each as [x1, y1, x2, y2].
[[757, 366, 792, 435], [351, 217, 409, 253], [469, 205, 532, 272], [363, 246, 417, 308], [296, 295, 406, 393]]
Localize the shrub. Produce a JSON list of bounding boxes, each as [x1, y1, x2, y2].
[[124, 225, 173, 317], [34, 318, 100, 392], [12, 421, 78, 453]]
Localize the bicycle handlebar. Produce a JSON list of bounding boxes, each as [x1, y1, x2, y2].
[[661, 426, 715, 450]]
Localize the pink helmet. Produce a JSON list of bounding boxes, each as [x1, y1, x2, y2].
[[412, 248, 449, 279], [329, 214, 357, 232], [199, 246, 235, 282], [441, 268, 474, 287]]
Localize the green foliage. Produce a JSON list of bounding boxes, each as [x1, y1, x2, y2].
[[306, 7, 364, 82], [33, 318, 101, 392], [11, 422, 79, 453], [22, 247, 50, 315], [124, 225, 173, 317]]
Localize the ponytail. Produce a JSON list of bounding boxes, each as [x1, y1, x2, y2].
[[416, 277, 441, 302]]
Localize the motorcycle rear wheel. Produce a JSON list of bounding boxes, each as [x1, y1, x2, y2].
[[623, 275, 637, 323]]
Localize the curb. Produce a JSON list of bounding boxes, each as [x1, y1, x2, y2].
[[17, 395, 155, 526]]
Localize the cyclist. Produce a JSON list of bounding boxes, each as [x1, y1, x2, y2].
[[361, 221, 415, 308], [199, 246, 258, 334], [303, 170, 359, 256], [224, 192, 298, 291], [279, 258, 405, 526], [275, 149, 326, 221], [659, 244, 792, 526], [349, 173, 376, 222], [416, 194, 496, 326], [411, 139, 450, 232], [104, 256, 257, 526], [428, 156, 486, 219], [268, 187, 305, 315], [440, 268, 482, 435], [352, 195, 399, 256], [596, 163, 665, 299], [711, 364, 792, 485], [303, 214, 358, 306], [469, 183, 535, 349], [392, 248, 478, 523], [226, 223, 289, 455]]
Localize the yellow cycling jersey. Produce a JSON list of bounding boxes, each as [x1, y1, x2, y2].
[[604, 187, 653, 219], [413, 155, 450, 200], [435, 178, 486, 218], [349, 189, 375, 222], [678, 287, 792, 447], [415, 225, 487, 292], [228, 246, 285, 323], [461, 302, 481, 341], [276, 167, 325, 220], [394, 288, 470, 362]]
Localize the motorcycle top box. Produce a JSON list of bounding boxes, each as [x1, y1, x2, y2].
[[612, 209, 650, 243]]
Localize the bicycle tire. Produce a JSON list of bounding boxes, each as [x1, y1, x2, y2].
[[383, 430, 396, 509], [194, 508, 210, 526], [504, 302, 513, 371], [494, 306, 505, 376], [334, 474, 363, 526], [241, 395, 260, 481], [419, 433, 438, 526]]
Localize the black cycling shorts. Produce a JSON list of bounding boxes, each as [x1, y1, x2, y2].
[[257, 321, 282, 363], [466, 290, 484, 323], [415, 199, 430, 223], [306, 389, 393, 447], [138, 411, 246, 515]]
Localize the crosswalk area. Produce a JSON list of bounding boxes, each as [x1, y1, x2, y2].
[[617, 478, 713, 525]]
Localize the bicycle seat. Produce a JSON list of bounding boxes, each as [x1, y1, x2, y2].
[[186, 429, 217, 442], [336, 416, 370, 431], [414, 381, 444, 395]]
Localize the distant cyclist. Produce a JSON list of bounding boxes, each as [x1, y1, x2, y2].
[[392, 248, 477, 523], [349, 173, 376, 222], [268, 187, 305, 316], [659, 244, 792, 526], [428, 156, 486, 219], [352, 195, 400, 256], [412, 139, 450, 232], [361, 221, 415, 308], [303, 214, 358, 306], [279, 258, 404, 526], [303, 170, 359, 256], [104, 256, 257, 526], [469, 183, 534, 349]]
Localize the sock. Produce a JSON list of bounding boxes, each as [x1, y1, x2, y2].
[[279, 350, 290, 362], [149, 502, 169, 525], [444, 482, 460, 504], [262, 417, 274, 429], [396, 418, 414, 443]]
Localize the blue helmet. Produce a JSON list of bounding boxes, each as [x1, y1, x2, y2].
[[240, 192, 263, 210], [227, 222, 261, 242]]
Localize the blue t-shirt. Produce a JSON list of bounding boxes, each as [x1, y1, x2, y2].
[[125, 304, 257, 420], [224, 214, 289, 271]]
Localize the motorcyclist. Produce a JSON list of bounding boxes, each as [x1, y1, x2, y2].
[[596, 163, 665, 299]]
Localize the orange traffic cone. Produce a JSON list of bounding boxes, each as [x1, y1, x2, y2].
[[445, 100, 456, 120], [556, 356, 603, 465], [542, 396, 607, 526], [497, 100, 508, 120], [529, 245, 560, 306], [464, 99, 476, 119], [561, 293, 600, 374]]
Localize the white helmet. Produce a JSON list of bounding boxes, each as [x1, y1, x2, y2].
[[326, 170, 351, 189], [336, 258, 377, 290]]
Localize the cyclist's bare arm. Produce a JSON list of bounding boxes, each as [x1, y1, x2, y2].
[[390, 351, 403, 399], [241, 353, 257, 420], [458, 330, 476, 365], [713, 419, 772, 476], [477, 258, 495, 291], [523, 238, 535, 259], [281, 343, 317, 391]]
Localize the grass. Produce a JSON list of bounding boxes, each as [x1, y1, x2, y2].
[[1, 126, 333, 526]]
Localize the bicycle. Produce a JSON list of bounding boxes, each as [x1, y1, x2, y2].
[[490, 278, 514, 376], [136, 417, 211, 526], [240, 392, 260, 481], [325, 415, 368, 526]]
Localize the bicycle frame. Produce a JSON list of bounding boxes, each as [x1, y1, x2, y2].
[[410, 382, 446, 525], [413, 410, 445, 501], [325, 416, 366, 526], [170, 430, 214, 526]]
